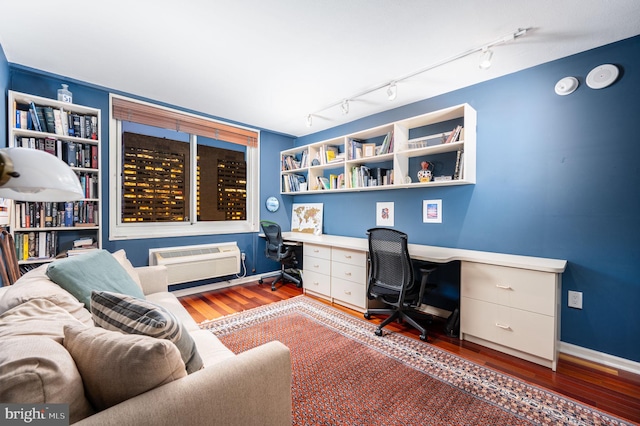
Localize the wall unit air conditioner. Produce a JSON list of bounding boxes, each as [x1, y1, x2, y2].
[[149, 242, 240, 285]]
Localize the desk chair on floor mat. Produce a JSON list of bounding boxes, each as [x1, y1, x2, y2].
[[259, 220, 302, 291], [363, 227, 437, 341]]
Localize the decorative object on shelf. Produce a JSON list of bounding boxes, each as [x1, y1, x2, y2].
[[417, 161, 434, 183], [0, 147, 83, 201], [586, 64, 619, 89], [265, 196, 280, 212], [554, 76, 579, 96], [57, 84, 73, 103]]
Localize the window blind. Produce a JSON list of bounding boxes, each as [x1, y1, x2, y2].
[[112, 97, 258, 148]]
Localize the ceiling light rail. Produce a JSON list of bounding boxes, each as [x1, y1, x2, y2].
[[305, 27, 529, 127]]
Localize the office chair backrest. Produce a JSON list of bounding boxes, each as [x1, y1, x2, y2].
[[367, 227, 414, 293], [260, 220, 284, 262]]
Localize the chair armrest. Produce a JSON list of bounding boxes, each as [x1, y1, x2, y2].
[[74, 341, 292, 426], [135, 265, 169, 295]]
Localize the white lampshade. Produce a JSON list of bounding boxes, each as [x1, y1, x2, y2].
[[0, 147, 84, 201]]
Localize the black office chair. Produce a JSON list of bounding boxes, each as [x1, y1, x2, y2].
[[363, 227, 437, 341], [259, 220, 302, 291]]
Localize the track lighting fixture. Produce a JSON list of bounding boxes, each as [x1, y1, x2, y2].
[[386, 81, 397, 101], [304, 28, 529, 127], [341, 99, 349, 115], [306, 114, 313, 127], [479, 48, 493, 70]]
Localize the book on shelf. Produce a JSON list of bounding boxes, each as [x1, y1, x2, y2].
[[444, 125, 463, 144], [453, 149, 464, 180], [29, 102, 43, 132], [73, 237, 95, 248], [348, 139, 363, 160], [317, 176, 330, 190]]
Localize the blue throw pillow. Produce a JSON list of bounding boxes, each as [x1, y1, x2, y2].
[[46, 250, 144, 310]]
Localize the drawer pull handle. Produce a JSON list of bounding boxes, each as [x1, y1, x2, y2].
[[495, 323, 511, 330], [495, 284, 512, 290], [344, 272, 352, 276], [313, 282, 319, 286], [344, 290, 351, 295], [313, 249, 320, 253], [313, 264, 320, 268], [344, 255, 352, 259]]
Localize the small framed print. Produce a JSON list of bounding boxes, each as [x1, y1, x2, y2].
[[423, 199, 442, 223], [363, 143, 376, 157], [376, 202, 394, 227]]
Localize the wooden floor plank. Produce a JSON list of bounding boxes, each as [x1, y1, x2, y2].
[[179, 281, 640, 424]]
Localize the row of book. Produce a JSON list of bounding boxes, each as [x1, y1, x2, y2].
[[443, 125, 464, 144], [15, 136, 98, 169], [282, 153, 307, 171], [14, 201, 98, 229], [317, 173, 345, 190], [14, 230, 58, 261], [347, 166, 394, 188], [282, 173, 307, 192], [347, 131, 394, 160], [15, 101, 98, 140]]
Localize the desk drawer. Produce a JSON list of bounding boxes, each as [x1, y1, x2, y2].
[[332, 277, 366, 309], [461, 262, 556, 316], [304, 270, 331, 297], [461, 297, 555, 360], [303, 256, 331, 275], [304, 243, 331, 260], [332, 247, 366, 266], [331, 262, 366, 285]]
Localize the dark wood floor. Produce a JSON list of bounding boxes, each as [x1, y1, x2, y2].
[[179, 281, 640, 424]]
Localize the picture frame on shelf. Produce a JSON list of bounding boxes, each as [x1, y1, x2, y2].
[[363, 143, 376, 158]]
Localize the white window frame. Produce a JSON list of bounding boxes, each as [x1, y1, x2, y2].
[[108, 94, 260, 240]]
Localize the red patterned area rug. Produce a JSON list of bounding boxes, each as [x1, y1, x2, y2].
[[200, 296, 630, 426]]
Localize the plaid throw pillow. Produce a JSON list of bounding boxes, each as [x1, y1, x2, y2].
[[90, 291, 203, 374]]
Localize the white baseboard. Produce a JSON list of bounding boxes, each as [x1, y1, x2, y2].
[[559, 341, 640, 375]]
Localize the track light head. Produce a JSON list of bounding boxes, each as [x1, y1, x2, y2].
[[306, 114, 313, 127], [479, 48, 493, 70], [341, 99, 349, 115], [387, 82, 397, 101]]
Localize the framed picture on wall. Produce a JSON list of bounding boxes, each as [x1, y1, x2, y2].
[[376, 202, 394, 227], [423, 199, 442, 223]]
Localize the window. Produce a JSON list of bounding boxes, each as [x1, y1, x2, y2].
[[109, 94, 260, 240]]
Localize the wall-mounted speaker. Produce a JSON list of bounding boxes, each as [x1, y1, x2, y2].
[[586, 64, 619, 89]]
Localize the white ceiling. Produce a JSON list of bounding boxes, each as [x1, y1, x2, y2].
[[1, 1, 639, 137]]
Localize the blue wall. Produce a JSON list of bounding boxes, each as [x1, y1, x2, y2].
[[295, 36, 640, 363], [5, 64, 291, 288], [3, 35, 639, 363], [0, 44, 8, 148]]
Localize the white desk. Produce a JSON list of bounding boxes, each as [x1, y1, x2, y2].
[[282, 231, 567, 370]]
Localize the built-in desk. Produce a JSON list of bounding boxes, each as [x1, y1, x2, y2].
[[282, 232, 567, 370]]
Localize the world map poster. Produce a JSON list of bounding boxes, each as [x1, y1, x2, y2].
[[291, 203, 323, 235]]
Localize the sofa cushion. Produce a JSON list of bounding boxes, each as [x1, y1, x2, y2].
[[90, 291, 203, 374], [111, 249, 143, 291], [46, 249, 144, 310], [63, 324, 187, 411], [0, 264, 93, 326], [0, 298, 89, 344], [0, 336, 95, 424]]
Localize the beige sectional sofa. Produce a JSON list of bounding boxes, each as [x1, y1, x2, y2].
[[0, 249, 292, 425]]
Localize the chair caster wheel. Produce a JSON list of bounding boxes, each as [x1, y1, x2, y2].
[[419, 334, 427, 342], [363, 312, 371, 320], [374, 329, 383, 336], [258, 279, 263, 284], [271, 286, 276, 291]]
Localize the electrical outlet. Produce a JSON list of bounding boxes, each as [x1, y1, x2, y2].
[[568, 290, 583, 309], [241, 252, 246, 261]]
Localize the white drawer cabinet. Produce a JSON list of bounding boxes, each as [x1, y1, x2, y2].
[[303, 243, 331, 300], [331, 247, 368, 311], [460, 261, 561, 370], [302, 243, 369, 311]]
